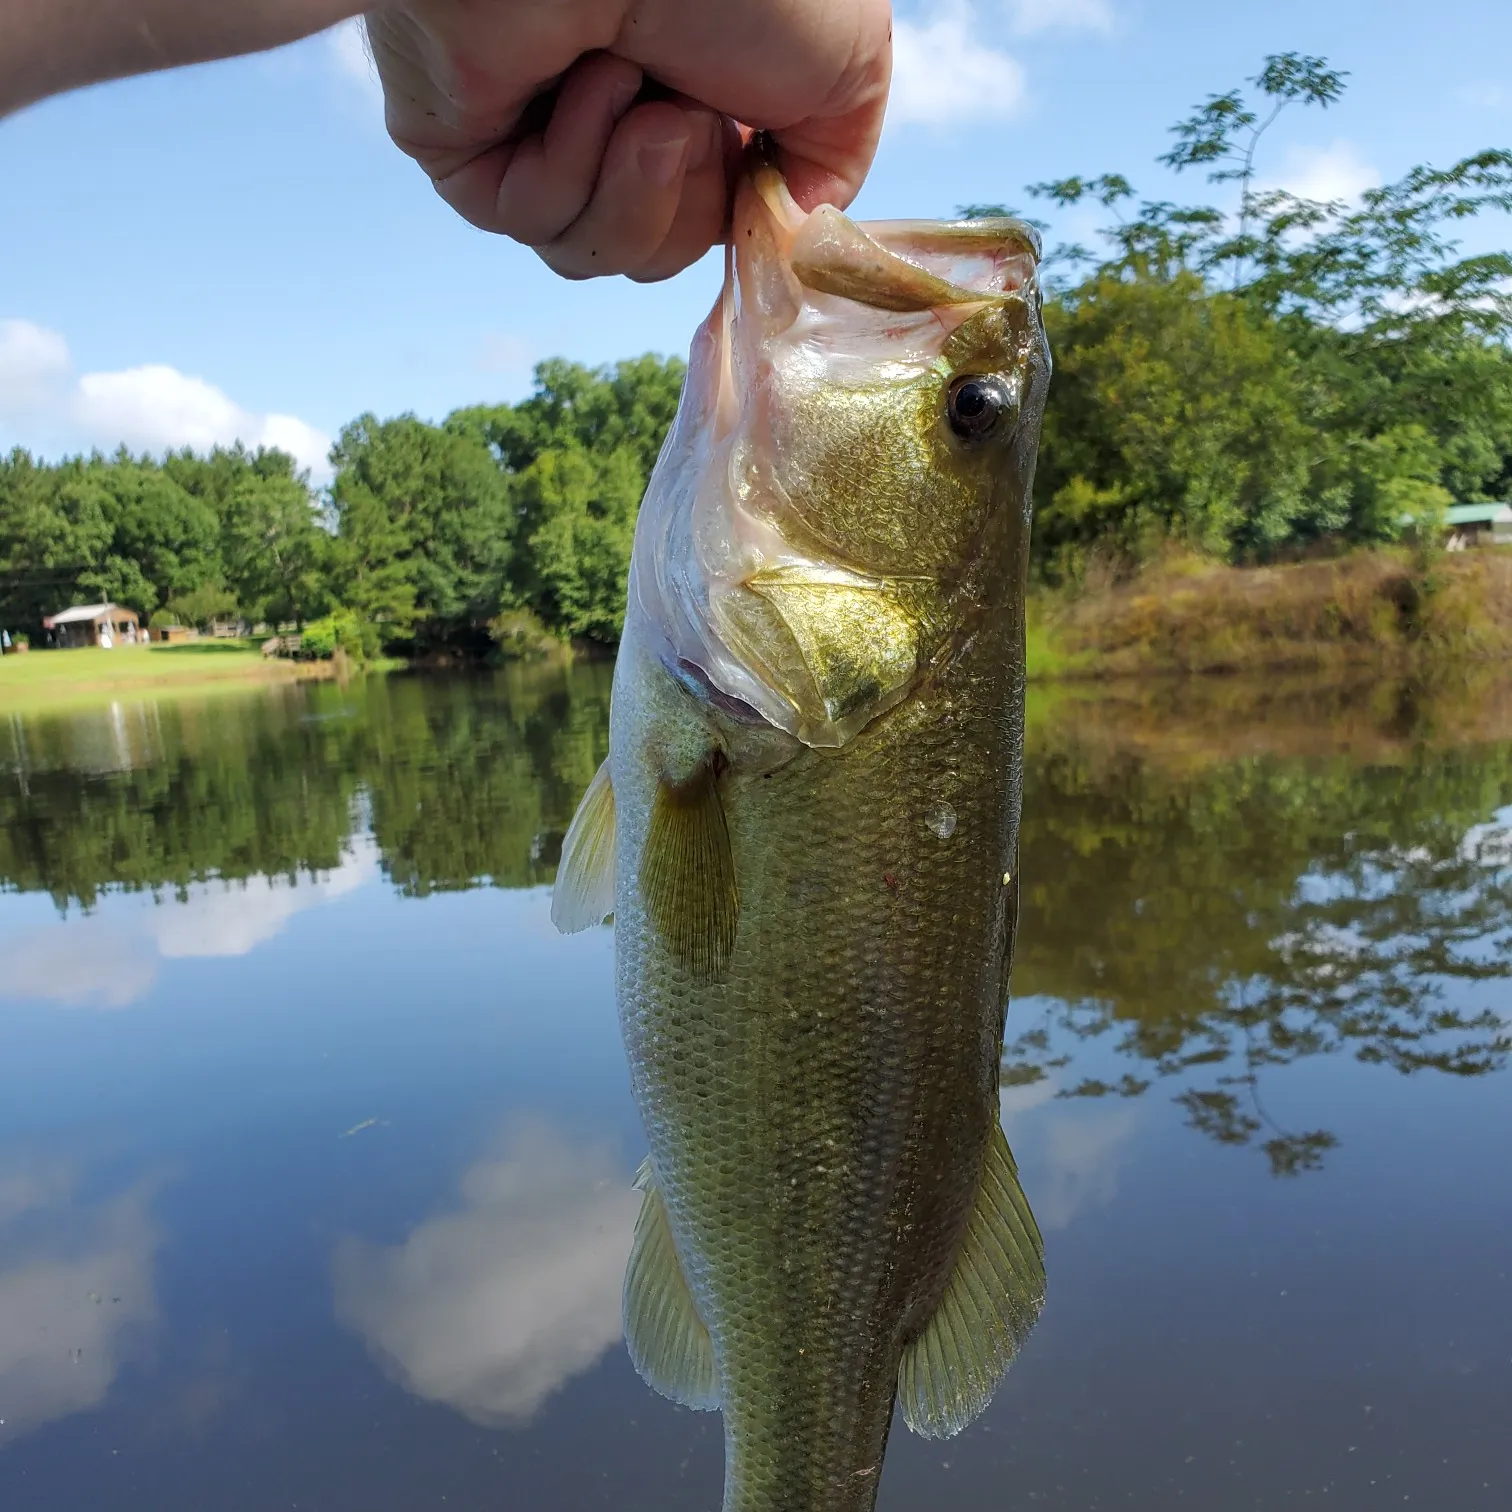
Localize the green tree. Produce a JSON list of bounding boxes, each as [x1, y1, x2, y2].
[[328, 413, 512, 641], [513, 443, 643, 641], [92, 457, 222, 613], [221, 472, 333, 626], [0, 451, 113, 628], [1020, 54, 1512, 575], [164, 443, 333, 625], [1036, 270, 1315, 576], [449, 354, 685, 641]]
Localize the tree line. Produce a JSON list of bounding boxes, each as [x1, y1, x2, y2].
[[996, 52, 1512, 583], [2, 54, 1509, 649], [0, 354, 683, 651]]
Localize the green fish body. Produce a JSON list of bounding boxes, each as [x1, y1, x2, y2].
[[554, 157, 1052, 1512]]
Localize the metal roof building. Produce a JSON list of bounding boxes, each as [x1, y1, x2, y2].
[[1443, 503, 1512, 549], [1445, 503, 1512, 528], [41, 602, 142, 648]]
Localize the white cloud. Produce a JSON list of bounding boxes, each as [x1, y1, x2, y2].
[[1006, 0, 1116, 36], [1259, 140, 1381, 207], [333, 1120, 642, 1427], [0, 320, 70, 412], [0, 319, 332, 482], [0, 1166, 160, 1446], [892, 2, 1028, 126]]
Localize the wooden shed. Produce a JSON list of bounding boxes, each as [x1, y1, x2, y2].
[[42, 603, 142, 648]]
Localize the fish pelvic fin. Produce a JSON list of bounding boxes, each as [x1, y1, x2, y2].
[[624, 1158, 721, 1412], [550, 759, 616, 933], [898, 1122, 1046, 1439], [639, 757, 738, 978]]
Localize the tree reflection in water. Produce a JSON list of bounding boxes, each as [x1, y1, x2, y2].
[[1009, 677, 1512, 1174], [3, 665, 1509, 1175]]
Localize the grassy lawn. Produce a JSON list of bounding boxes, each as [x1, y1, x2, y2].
[[0, 641, 334, 714]]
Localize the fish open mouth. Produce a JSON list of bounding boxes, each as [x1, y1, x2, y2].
[[739, 137, 1038, 314], [629, 141, 1048, 749]]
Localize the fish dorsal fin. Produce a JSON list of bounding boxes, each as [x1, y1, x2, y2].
[[623, 1158, 721, 1411], [550, 759, 616, 933], [898, 1122, 1046, 1439], [639, 759, 738, 977]]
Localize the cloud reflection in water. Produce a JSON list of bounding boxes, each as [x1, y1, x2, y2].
[[0, 841, 377, 1011], [0, 1160, 159, 1444], [333, 1120, 641, 1427]]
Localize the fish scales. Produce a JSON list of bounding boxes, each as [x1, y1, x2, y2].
[[615, 619, 1024, 1511], [553, 141, 1051, 1512]]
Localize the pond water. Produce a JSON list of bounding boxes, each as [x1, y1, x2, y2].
[[0, 666, 1509, 1510]]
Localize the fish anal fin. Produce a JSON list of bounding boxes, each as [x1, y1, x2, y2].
[[550, 759, 616, 934], [898, 1123, 1046, 1439], [639, 758, 738, 978], [624, 1159, 721, 1412]]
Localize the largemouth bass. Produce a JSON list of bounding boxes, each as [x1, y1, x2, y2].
[[553, 146, 1051, 1511]]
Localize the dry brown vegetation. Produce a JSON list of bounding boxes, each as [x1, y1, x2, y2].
[[1026, 664, 1512, 772], [1038, 548, 1512, 679]]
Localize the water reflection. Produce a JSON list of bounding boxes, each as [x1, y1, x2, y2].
[[0, 843, 378, 1009], [1007, 683, 1512, 1174], [4, 666, 1510, 1179], [333, 1119, 641, 1427], [0, 662, 612, 908], [0, 669, 1509, 1508], [1001, 1080, 1139, 1230], [0, 1161, 159, 1445]]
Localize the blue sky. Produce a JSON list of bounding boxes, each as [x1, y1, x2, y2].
[[2, 0, 1509, 482]]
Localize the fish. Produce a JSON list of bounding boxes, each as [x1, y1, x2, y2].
[[552, 141, 1052, 1512]]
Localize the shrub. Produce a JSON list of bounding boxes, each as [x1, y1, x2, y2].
[[300, 608, 374, 662], [488, 608, 561, 660]]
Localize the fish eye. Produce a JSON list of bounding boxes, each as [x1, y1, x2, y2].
[[945, 374, 1013, 443]]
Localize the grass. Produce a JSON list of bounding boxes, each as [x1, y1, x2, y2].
[[1029, 547, 1512, 680], [0, 640, 340, 714]]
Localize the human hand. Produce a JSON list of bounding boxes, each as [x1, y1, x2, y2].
[[364, 0, 893, 281]]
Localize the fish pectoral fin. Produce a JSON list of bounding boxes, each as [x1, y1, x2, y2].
[[550, 759, 616, 933], [898, 1122, 1046, 1440], [623, 1158, 721, 1411], [639, 759, 738, 978]]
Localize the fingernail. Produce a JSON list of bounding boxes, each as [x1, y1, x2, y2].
[[687, 111, 723, 170], [610, 72, 641, 118], [639, 129, 690, 189]]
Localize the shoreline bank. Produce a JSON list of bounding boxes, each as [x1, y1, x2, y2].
[[0, 642, 348, 716], [1027, 548, 1512, 682]]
